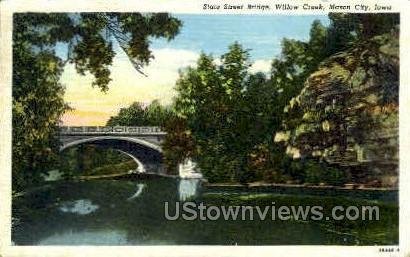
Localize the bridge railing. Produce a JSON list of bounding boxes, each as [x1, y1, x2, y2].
[[59, 126, 165, 134]]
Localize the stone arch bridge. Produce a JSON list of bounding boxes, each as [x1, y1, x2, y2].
[[59, 126, 167, 174]]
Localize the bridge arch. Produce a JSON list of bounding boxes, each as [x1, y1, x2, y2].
[[60, 136, 164, 173], [60, 136, 162, 153], [115, 149, 146, 173]]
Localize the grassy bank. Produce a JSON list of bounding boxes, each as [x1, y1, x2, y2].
[[199, 192, 398, 245]]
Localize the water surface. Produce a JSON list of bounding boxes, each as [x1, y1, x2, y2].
[[12, 178, 398, 245]]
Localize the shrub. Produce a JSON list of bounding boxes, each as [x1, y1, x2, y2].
[[304, 160, 347, 185], [304, 160, 324, 184], [325, 166, 348, 186]]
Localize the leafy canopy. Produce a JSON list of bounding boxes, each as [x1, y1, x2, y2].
[[12, 13, 181, 190]]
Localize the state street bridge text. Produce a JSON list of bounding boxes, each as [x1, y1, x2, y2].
[[203, 3, 392, 12]]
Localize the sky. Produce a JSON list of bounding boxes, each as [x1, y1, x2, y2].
[[61, 14, 330, 126]]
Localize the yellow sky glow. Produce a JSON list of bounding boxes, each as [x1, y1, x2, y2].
[[61, 48, 199, 126]]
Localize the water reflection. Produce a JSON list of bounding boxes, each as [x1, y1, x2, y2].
[[41, 170, 64, 181], [38, 229, 128, 245], [178, 179, 200, 201], [59, 199, 99, 215], [127, 183, 146, 201]]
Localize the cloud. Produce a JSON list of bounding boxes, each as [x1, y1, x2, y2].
[[213, 58, 272, 75], [144, 48, 199, 73], [249, 59, 272, 74]]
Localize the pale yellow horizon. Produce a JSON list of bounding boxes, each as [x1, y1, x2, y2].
[[60, 48, 200, 126]]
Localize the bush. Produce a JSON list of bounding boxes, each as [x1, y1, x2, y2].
[[304, 160, 324, 184], [288, 160, 305, 182], [304, 160, 347, 185], [325, 166, 348, 186]]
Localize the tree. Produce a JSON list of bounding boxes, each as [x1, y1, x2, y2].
[[13, 13, 181, 191], [171, 43, 284, 182], [162, 116, 196, 175], [325, 13, 399, 55], [106, 100, 173, 127], [144, 100, 174, 127], [106, 102, 148, 126]]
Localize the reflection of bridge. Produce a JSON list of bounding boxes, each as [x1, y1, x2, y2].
[[59, 126, 167, 173]]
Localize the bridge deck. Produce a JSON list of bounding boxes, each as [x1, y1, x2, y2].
[[59, 126, 166, 135]]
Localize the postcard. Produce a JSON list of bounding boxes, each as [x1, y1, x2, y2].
[[0, 0, 409, 256]]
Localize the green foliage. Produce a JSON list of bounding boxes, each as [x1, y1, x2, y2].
[[325, 13, 399, 55], [13, 13, 181, 191], [162, 117, 196, 175], [106, 100, 173, 127], [14, 13, 181, 91], [304, 161, 324, 184], [170, 19, 329, 183], [13, 13, 399, 189], [107, 102, 148, 126], [169, 14, 399, 185], [60, 146, 136, 177], [270, 19, 327, 113], [325, 166, 348, 186], [12, 46, 67, 190], [87, 160, 136, 176], [304, 160, 347, 186], [172, 42, 282, 183]]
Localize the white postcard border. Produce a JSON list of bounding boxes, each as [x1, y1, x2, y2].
[[0, 0, 409, 256]]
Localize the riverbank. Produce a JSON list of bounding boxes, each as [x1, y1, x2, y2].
[[75, 172, 179, 180], [204, 181, 398, 191], [73, 175, 398, 202], [202, 182, 398, 202], [77, 174, 398, 192]]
